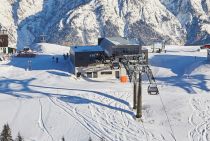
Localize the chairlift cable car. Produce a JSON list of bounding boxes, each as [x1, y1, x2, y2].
[[144, 65, 159, 95], [148, 84, 159, 95]]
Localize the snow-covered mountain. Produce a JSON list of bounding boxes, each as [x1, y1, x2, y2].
[[0, 0, 210, 49], [160, 0, 210, 44]]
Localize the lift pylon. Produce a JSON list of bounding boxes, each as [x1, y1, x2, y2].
[[120, 53, 159, 118]]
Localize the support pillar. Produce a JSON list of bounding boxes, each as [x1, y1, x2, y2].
[[136, 72, 142, 118], [133, 72, 137, 109]]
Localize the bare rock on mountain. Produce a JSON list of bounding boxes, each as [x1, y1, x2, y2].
[[0, 0, 209, 49]]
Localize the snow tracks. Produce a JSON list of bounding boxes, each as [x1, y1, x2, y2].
[[49, 90, 154, 141], [188, 96, 210, 141]]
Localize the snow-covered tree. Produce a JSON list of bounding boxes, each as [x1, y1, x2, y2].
[[15, 133, 23, 141], [0, 124, 13, 141]]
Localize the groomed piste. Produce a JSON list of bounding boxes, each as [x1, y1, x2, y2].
[[0, 43, 209, 141]]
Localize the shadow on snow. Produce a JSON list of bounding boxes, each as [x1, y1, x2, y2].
[[0, 77, 133, 116], [150, 54, 210, 94]]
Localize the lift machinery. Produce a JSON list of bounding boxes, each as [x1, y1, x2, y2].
[[119, 53, 159, 118]]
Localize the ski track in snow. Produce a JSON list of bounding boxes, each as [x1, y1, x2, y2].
[[48, 96, 102, 139], [2, 44, 210, 140], [188, 97, 210, 141], [49, 90, 165, 141], [10, 98, 22, 125], [38, 98, 54, 141]]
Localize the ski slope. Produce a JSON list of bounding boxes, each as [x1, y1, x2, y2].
[[0, 43, 210, 141]]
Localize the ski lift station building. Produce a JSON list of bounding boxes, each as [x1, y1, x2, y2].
[[0, 30, 16, 55], [70, 37, 148, 78], [99, 37, 144, 57], [70, 45, 105, 68], [151, 40, 165, 53]]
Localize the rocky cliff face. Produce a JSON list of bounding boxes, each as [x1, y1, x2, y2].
[[0, 0, 209, 49], [160, 0, 210, 44]]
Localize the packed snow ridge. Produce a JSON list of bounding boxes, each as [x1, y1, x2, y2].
[[1, 43, 210, 141], [0, 0, 210, 49]]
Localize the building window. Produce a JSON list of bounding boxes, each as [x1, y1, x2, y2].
[[122, 48, 128, 54], [89, 54, 97, 61], [134, 49, 138, 53], [93, 72, 98, 78], [101, 71, 112, 75], [89, 54, 96, 58], [87, 72, 92, 78]]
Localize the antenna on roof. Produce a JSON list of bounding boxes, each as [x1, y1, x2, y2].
[[40, 32, 47, 43], [25, 30, 31, 49], [23, 27, 33, 49]]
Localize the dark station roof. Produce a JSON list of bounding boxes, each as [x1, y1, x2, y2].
[[105, 37, 139, 46], [71, 45, 103, 53]]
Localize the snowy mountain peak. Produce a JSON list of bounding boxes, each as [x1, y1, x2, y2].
[[0, 0, 210, 49]]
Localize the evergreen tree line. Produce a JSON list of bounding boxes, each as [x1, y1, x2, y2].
[[0, 124, 23, 141], [88, 136, 106, 141], [0, 123, 105, 141]]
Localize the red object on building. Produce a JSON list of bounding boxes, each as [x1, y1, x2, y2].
[[200, 44, 210, 49]]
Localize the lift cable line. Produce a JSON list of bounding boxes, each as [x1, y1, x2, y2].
[[158, 92, 177, 141]]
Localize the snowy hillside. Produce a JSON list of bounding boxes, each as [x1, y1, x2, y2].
[[0, 0, 210, 49], [0, 43, 210, 141]]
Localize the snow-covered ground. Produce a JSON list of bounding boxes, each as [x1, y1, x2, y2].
[[0, 43, 210, 141]]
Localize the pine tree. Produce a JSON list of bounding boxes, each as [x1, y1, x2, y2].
[[15, 133, 23, 141], [0, 124, 13, 141], [101, 137, 105, 141], [88, 137, 92, 141], [61, 136, 65, 141]]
